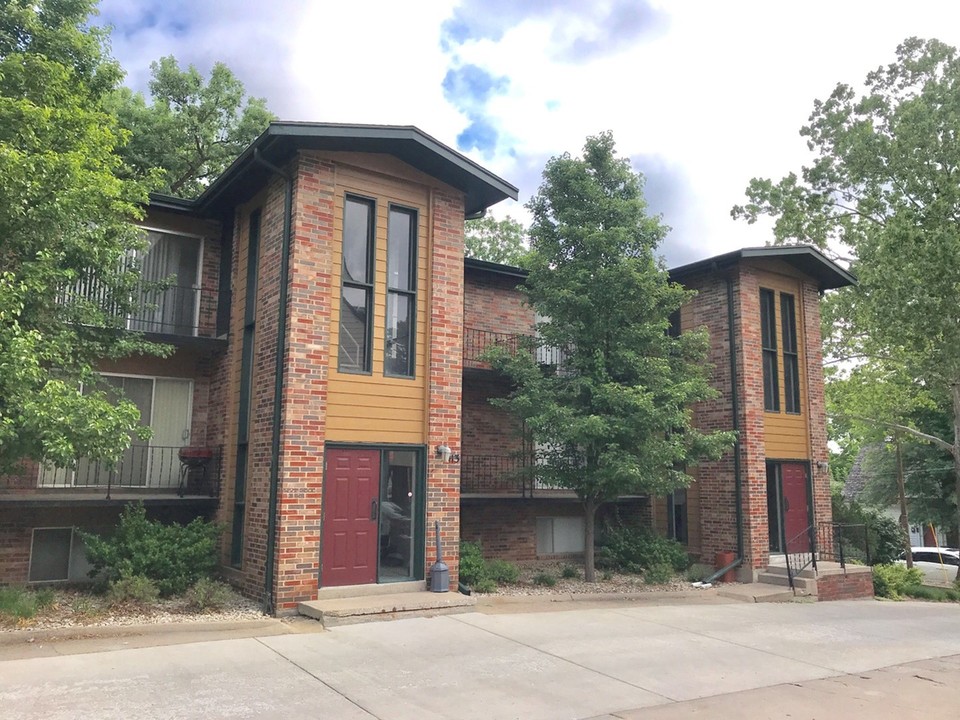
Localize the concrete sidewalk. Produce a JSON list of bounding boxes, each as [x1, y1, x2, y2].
[[2, 601, 960, 719]]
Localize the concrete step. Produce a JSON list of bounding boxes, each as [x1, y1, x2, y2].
[[315, 580, 425, 600], [717, 583, 808, 603], [763, 565, 817, 580], [298, 591, 476, 628], [757, 572, 818, 592]]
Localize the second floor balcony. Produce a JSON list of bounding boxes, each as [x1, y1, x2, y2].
[[463, 327, 566, 371]]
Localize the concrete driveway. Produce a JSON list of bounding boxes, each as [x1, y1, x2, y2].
[[2, 600, 960, 719]]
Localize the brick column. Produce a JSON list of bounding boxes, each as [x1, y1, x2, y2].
[[272, 154, 336, 611], [426, 188, 465, 588]]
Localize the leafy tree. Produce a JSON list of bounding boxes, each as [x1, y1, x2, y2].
[[491, 133, 735, 581], [464, 214, 529, 265], [0, 0, 162, 472], [108, 56, 275, 198], [732, 37, 960, 539]]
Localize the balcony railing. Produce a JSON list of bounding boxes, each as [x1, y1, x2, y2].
[[128, 283, 218, 337], [460, 454, 577, 497], [463, 327, 566, 370], [3, 445, 223, 500]]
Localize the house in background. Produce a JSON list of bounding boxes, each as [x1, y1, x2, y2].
[[843, 444, 950, 548], [0, 121, 865, 610]]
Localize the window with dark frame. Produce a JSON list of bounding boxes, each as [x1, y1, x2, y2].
[[759, 288, 780, 412], [385, 206, 417, 377], [231, 209, 260, 567], [339, 196, 376, 373], [666, 489, 688, 545], [780, 292, 801, 414]]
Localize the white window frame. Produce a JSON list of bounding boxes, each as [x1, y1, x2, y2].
[[28, 527, 76, 583]]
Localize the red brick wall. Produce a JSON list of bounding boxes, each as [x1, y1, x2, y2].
[[803, 281, 832, 528], [463, 270, 532, 336], [425, 188, 467, 589], [461, 500, 648, 562], [271, 153, 335, 610], [817, 569, 873, 601]]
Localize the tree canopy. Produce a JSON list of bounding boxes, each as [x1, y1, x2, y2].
[[732, 37, 960, 539], [492, 133, 735, 580], [108, 56, 275, 198], [464, 214, 529, 266], [0, 0, 164, 471]]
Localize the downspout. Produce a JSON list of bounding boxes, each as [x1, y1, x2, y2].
[[703, 274, 744, 584], [253, 148, 294, 615]]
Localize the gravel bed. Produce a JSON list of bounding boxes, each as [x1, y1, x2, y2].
[[481, 561, 693, 596], [1, 587, 266, 631]]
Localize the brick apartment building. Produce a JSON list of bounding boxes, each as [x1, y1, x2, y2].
[[0, 122, 854, 611]]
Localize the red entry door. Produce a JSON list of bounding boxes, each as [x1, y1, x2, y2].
[[781, 463, 811, 553], [321, 449, 381, 587]]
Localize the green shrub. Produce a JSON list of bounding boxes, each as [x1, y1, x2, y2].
[[485, 559, 520, 585], [82, 503, 221, 596], [872, 563, 924, 599], [0, 586, 55, 621], [685, 564, 709, 583], [902, 584, 960, 602], [185, 578, 233, 612], [533, 572, 557, 587], [832, 491, 907, 565], [472, 578, 497, 594], [561, 564, 579, 579], [644, 563, 673, 585], [458, 541, 487, 587], [107, 575, 160, 606], [598, 525, 690, 574], [601, 570, 614, 582]]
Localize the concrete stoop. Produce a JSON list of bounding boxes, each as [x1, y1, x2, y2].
[[298, 591, 476, 628], [718, 561, 874, 603]]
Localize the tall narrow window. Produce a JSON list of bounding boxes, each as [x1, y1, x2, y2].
[[232, 209, 260, 567], [339, 196, 375, 372], [760, 288, 779, 412], [666, 489, 688, 545], [780, 293, 800, 414], [385, 206, 417, 377]]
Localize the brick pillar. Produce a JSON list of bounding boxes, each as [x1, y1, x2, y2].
[[426, 188, 464, 588], [803, 282, 831, 527], [271, 155, 336, 611]]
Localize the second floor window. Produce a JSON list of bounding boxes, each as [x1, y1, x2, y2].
[[130, 230, 202, 335], [339, 196, 375, 373], [760, 288, 779, 412], [385, 206, 417, 377], [780, 293, 800, 413]]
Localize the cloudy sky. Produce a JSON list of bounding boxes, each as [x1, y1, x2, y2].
[[98, 1, 960, 265]]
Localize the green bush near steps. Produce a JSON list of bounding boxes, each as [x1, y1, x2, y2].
[[872, 564, 924, 599], [459, 541, 521, 592]]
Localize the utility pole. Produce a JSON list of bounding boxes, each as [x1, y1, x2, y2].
[[895, 432, 913, 567]]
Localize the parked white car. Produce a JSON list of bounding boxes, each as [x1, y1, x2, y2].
[[896, 547, 960, 587]]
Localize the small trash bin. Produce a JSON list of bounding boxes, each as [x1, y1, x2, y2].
[[715, 551, 737, 583]]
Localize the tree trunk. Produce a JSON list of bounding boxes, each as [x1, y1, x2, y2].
[[584, 497, 598, 582]]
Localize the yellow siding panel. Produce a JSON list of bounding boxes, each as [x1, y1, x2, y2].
[[756, 269, 810, 460], [324, 163, 431, 445]]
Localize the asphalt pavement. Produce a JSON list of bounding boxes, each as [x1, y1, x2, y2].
[[2, 600, 960, 719]]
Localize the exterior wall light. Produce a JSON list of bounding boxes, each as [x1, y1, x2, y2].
[[435, 444, 452, 462]]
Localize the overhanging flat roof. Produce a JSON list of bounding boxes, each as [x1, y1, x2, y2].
[[668, 245, 856, 290], [465, 245, 856, 290], [158, 122, 517, 218]]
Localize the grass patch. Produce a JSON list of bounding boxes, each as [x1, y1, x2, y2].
[[902, 584, 960, 602], [533, 572, 557, 587], [0, 586, 55, 622]]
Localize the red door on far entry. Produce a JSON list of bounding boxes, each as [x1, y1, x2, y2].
[[321, 449, 380, 587], [781, 463, 811, 553]]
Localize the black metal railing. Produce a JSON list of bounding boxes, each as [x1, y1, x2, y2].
[[31, 445, 221, 500], [463, 327, 566, 370], [127, 283, 216, 337], [784, 521, 871, 592], [460, 455, 528, 495]]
